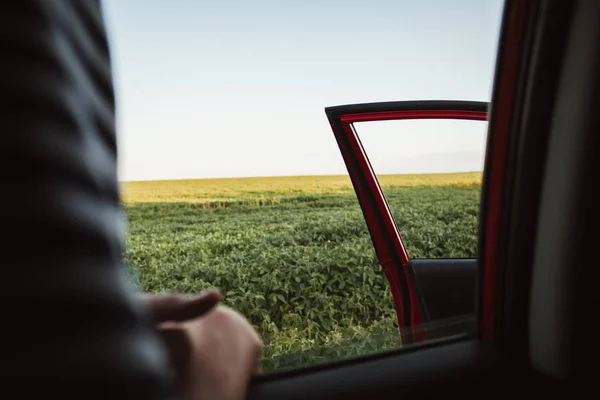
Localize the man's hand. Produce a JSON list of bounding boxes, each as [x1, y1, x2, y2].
[[171, 306, 263, 400], [140, 290, 223, 323], [139, 290, 224, 386], [139, 291, 263, 400]]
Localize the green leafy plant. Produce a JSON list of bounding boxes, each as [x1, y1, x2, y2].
[[123, 177, 480, 373]]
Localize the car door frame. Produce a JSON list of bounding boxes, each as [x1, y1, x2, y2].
[[324, 100, 487, 341]]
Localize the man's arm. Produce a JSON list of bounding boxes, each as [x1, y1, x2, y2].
[[0, 1, 176, 396], [1, 2, 264, 398]]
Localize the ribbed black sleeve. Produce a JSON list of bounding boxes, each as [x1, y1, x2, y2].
[[0, 1, 176, 397]]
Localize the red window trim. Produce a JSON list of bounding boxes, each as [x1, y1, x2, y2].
[[481, 0, 530, 342], [340, 110, 487, 123]]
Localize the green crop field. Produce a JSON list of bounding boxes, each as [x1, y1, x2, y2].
[[122, 172, 482, 372]]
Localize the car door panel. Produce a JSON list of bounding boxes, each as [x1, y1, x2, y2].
[[411, 259, 477, 321], [249, 340, 513, 400], [325, 101, 487, 341]]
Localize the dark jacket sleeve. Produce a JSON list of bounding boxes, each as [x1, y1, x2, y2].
[[0, 0, 176, 397]]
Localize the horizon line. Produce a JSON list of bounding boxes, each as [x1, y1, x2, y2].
[[119, 171, 483, 184]]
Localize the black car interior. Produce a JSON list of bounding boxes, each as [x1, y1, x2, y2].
[[1, 0, 597, 398]]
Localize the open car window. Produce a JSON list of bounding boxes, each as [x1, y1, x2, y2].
[[109, 0, 505, 378]]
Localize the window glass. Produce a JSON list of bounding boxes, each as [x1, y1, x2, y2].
[[106, 0, 504, 373], [354, 119, 488, 258]]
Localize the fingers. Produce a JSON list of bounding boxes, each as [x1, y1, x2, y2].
[[156, 325, 191, 383], [142, 290, 223, 323], [253, 359, 263, 375], [253, 336, 264, 375]]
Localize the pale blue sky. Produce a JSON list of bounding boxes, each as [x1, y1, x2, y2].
[[102, 0, 504, 181]]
